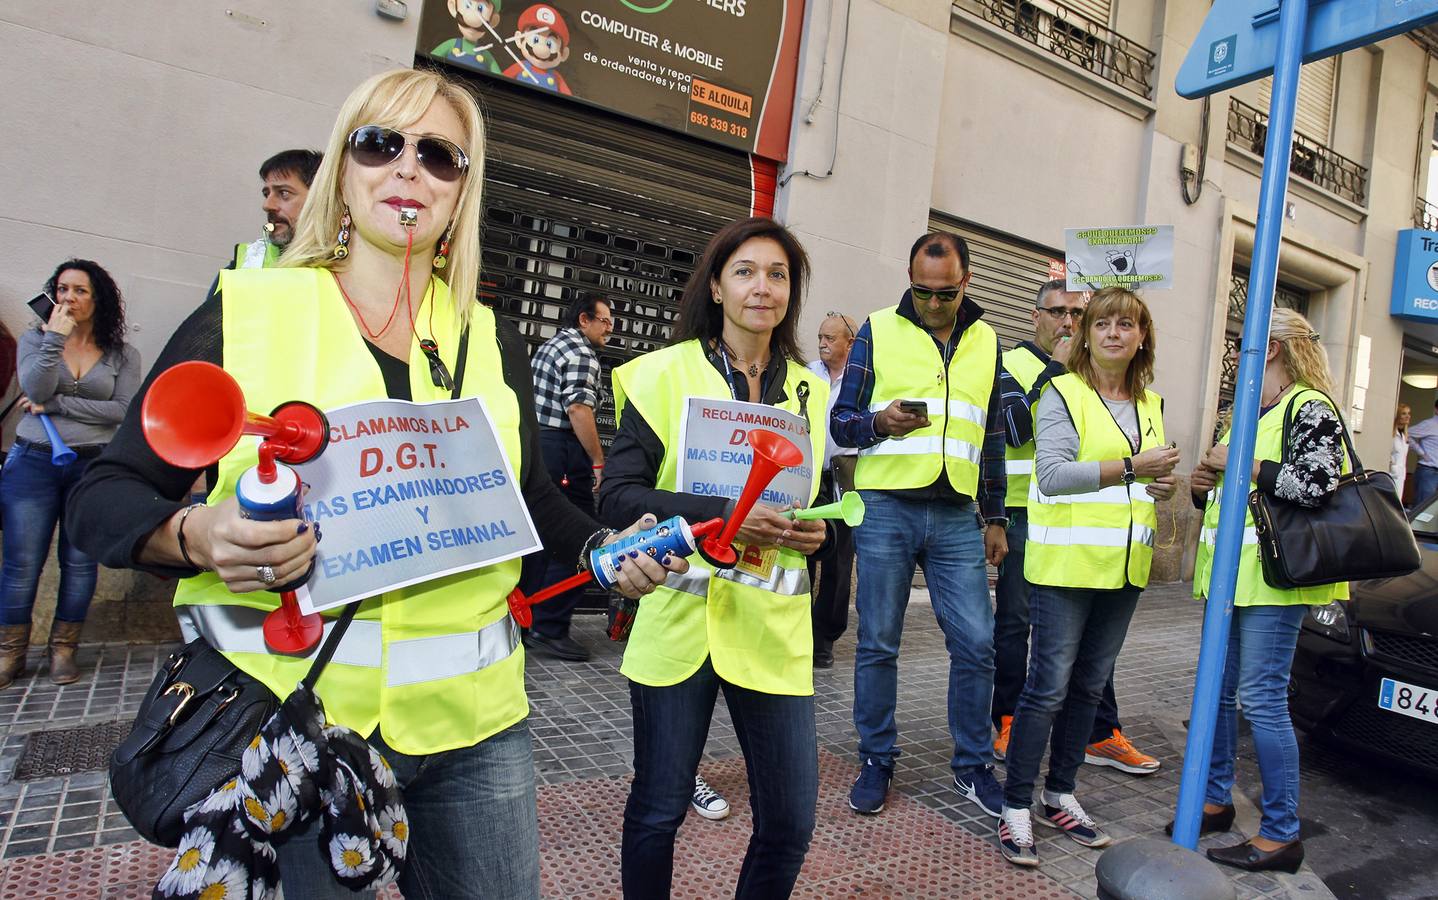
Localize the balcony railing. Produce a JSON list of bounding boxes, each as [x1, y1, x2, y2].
[[1416, 197, 1438, 232], [954, 0, 1155, 99], [1226, 98, 1368, 206]]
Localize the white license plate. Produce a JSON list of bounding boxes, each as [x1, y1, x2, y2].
[[1377, 677, 1438, 726]]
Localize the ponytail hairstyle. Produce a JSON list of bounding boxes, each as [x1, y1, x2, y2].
[[1269, 308, 1333, 394]]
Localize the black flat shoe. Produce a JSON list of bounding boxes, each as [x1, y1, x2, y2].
[[1206, 839, 1304, 874], [1164, 804, 1235, 837]]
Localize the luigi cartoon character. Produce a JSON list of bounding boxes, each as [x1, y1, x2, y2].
[[504, 4, 572, 95], [431, 0, 504, 74]]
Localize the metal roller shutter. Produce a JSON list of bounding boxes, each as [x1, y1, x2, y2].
[[460, 75, 761, 438], [1257, 54, 1337, 143], [1061, 0, 1111, 27], [928, 213, 1064, 351]]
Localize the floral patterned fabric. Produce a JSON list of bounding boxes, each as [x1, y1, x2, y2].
[[152, 683, 407, 900]]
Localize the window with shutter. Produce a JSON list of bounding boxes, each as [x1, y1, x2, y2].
[[1061, 0, 1111, 27], [1257, 54, 1337, 144]]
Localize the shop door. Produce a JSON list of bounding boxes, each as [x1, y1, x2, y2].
[[470, 78, 766, 439]]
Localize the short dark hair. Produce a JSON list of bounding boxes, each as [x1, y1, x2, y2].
[[672, 217, 811, 365], [259, 149, 323, 187], [564, 294, 609, 329], [1035, 278, 1067, 307], [908, 232, 969, 271], [44, 259, 127, 354]]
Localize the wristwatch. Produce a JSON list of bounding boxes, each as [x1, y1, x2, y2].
[[1121, 456, 1136, 485]]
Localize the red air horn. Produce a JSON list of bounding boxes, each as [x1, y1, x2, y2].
[[505, 429, 802, 634], [142, 361, 331, 654]]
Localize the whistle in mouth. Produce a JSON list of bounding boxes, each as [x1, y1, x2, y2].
[[262, 222, 275, 234], [399, 206, 418, 227]]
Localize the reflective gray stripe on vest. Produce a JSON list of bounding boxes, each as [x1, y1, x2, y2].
[[858, 435, 981, 465], [1005, 459, 1034, 475], [660, 562, 809, 599], [387, 616, 519, 687], [177, 605, 383, 668], [1200, 526, 1258, 546]]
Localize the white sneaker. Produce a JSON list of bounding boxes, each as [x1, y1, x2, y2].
[[691, 774, 730, 821], [998, 806, 1039, 867], [1036, 790, 1112, 848]]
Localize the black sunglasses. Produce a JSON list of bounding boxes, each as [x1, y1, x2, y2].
[[910, 285, 962, 302], [347, 125, 469, 182]]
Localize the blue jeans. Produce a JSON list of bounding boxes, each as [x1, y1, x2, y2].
[[1414, 464, 1438, 508], [991, 508, 1123, 740], [853, 491, 993, 772], [0, 443, 99, 626], [274, 722, 540, 899], [623, 658, 817, 899], [1205, 604, 1307, 843], [1003, 585, 1140, 809]]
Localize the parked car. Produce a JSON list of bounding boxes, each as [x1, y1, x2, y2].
[[1289, 496, 1438, 778]]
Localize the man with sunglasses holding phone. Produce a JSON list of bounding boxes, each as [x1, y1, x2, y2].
[[992, 279, 1160, 776], [519, 293, 615, 661], [832, 232, 1009, 819]]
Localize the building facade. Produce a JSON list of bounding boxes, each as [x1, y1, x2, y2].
[[2, 0, 1434, 633]]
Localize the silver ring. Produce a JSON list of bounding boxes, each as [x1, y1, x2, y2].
[[257, 565, 277, 585]]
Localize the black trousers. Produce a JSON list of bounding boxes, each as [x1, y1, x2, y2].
[[519, 427, 594, 639], [807, 470, 854, 644]]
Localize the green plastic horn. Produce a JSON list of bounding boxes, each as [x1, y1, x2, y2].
[[786, 491, 865, 526]]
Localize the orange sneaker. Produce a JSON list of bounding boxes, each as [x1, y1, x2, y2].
[[993, 715, 1013, 761], [1084, 729, 1160, 775]]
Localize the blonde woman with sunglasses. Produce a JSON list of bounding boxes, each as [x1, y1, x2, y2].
[[68, 69, 683, 899]]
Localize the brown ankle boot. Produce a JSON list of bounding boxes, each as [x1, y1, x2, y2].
[[47, 621, 84, 686], [0, 624, 31, 689]]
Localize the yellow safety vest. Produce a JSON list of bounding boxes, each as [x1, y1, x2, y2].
[[1003, 345, 1048, 510], [854, 308, 999, 496], [1025, 373, 1165, 590], [173, 268, 528, 755], [233, 241, 280, 270], [612, 340, 827, 695], [1194, 386, 1350, 606]]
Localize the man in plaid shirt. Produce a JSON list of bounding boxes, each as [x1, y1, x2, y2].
[[522, 294, 615, 661]]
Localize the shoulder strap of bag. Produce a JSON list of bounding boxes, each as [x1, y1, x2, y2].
[[451, 327, 470, 401], [1279, 387, 1362, 474]]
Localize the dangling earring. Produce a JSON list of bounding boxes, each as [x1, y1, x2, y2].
[[433, 229, 450, 270], [333, 209, 352, 260]]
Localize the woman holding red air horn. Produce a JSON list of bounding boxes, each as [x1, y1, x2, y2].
[[599, 217, 830, 899], [66, 68, 684, 899]]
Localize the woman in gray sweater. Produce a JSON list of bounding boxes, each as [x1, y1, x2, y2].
[[0, 259, 140, 687]]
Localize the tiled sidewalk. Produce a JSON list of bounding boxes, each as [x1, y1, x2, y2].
[[0, 583, 1334, 898]]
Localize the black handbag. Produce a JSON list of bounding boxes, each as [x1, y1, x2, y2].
[[1248, 390, 1421, 589], [110, 604, 356, 847]]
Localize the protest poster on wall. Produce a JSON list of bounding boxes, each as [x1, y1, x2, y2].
[[1064, 225, 1175, 291], [294, 397, 540, 613]]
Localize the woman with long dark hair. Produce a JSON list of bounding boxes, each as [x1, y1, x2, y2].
[[599, 217, 828, 898], [1, 259, 140, 688]]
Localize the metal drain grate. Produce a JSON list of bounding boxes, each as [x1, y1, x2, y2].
[[12, 720, 131, 780]]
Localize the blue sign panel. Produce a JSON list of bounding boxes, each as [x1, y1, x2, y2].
[[1390, 229, 1438, 321], [1178, 0, 1438, 99]]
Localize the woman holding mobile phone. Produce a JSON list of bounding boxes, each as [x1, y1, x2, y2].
[[0, 259, 140, 688]]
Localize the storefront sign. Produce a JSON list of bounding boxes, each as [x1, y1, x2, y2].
[[1390, 228, 1438, 321], [417, 0, 803, 159], [1064, 225, 1175, 291], [295, 397, 540, 613], [675, 398, 814, 510]]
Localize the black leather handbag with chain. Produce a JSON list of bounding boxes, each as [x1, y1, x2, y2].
[[1248, 390, 1420, 589], [110, 604, 357, 847]]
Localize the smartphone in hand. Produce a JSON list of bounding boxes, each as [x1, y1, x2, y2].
[[27, 292, 55, 322], [897, 400, 928, 415]]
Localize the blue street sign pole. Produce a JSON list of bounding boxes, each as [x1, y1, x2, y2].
[[1171, 0, 1309, 851]]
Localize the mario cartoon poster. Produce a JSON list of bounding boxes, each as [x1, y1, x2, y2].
[[430, 0, 506, 75], [504, 5, 572, 95]]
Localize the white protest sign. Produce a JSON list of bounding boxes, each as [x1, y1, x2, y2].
[[294, 397, 540, 613], [675, 398, 815, 509], [1065, 225, 1175, 291]]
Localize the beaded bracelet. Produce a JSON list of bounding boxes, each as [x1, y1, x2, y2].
[[578, 527, 617, 574]]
